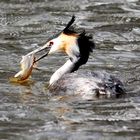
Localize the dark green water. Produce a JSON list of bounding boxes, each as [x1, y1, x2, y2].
[[0, 0, 140, 139]]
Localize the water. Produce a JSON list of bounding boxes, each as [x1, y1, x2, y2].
[[0, 0, 140, 139]]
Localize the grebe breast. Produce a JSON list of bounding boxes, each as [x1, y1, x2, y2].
[[49, 70, 125, 99]]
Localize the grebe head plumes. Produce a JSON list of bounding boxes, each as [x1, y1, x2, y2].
[[30, 16, 125, 98], [47, 15, 94, 64]]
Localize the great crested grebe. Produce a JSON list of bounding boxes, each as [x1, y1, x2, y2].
[[30, 16, 125, 99]]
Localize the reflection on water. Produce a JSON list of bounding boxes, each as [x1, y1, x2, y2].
[[0, 0, 140, 139]]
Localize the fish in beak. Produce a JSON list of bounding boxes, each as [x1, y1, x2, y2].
[[9, 54, 35, 82], [10, 44, 51, 83]]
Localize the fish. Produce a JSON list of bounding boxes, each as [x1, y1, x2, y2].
[[10, 54, 35, 82], [10, 44, 49, 83]]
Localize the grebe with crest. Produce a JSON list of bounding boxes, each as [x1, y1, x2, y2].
[[30, 16, 125, 99]]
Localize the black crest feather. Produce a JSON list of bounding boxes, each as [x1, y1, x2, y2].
[[63, 15, 76, 35], [71, 31, 95, 72]]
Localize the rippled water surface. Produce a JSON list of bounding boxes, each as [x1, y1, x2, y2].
[[0, 0, 140, 139]]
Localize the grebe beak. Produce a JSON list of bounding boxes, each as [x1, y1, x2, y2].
[[26, 36, 62, 62], [26, 43, 51, 63]]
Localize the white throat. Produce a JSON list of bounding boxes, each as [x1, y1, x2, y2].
[[49, 59, 76, 85]]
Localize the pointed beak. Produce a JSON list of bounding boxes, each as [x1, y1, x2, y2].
[[26, 43, 51, 63]]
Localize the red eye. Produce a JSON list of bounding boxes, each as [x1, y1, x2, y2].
[[49, 41, 54, 47]]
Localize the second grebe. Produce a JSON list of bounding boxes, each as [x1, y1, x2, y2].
[[30, 16, 125, 99]]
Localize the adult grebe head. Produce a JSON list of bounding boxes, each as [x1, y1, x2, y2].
[[36, 15, 95, 69]]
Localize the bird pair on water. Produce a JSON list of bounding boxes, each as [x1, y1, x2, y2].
[[15, 15, 126, 99]]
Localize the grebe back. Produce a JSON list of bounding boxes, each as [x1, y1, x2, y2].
[[49, 70, 125, 99]]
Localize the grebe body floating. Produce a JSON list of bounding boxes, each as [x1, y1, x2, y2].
[[27, 15, 125, 98], [49, 70, 125, 99]]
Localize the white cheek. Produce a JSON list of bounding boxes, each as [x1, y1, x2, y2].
[[68, 43, 80, 63], [49, 38, 62, 54]]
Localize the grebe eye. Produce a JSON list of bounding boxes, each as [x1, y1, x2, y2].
[[49, 41, 54, 47]]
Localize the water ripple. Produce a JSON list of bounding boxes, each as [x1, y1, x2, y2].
[[0, 0, 140, 140]]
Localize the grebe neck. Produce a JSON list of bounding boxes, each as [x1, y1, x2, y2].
[[49, 59, 79, 85]]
